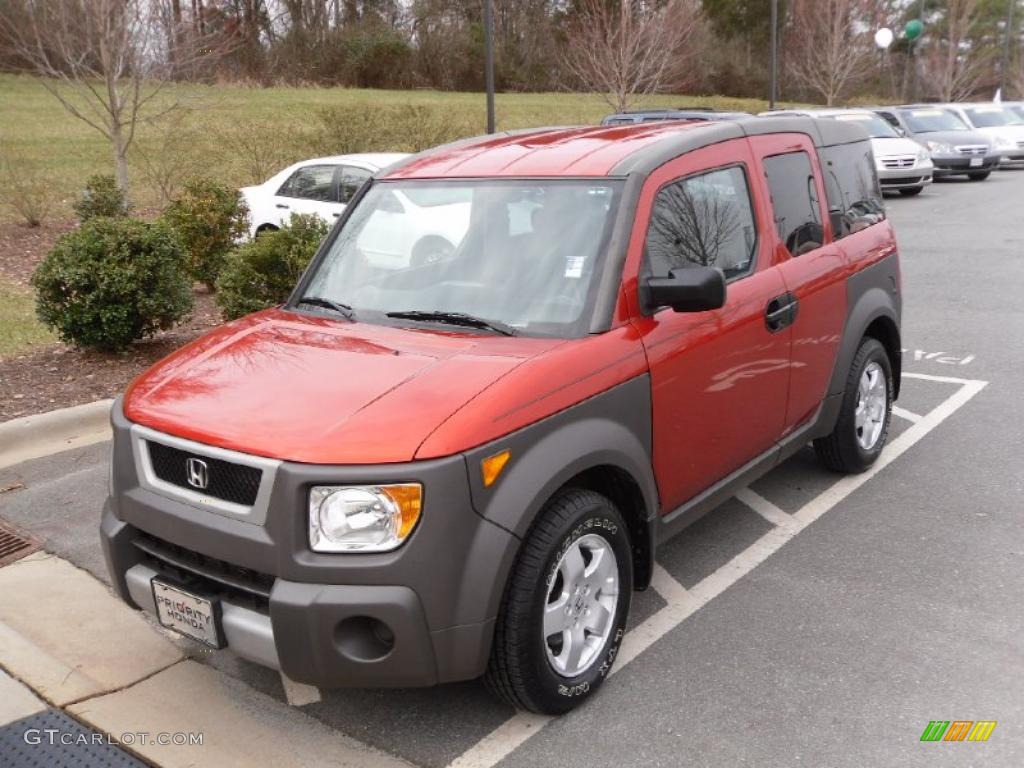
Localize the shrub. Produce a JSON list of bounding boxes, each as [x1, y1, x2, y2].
[[73, 174, 127, 222], [314, 103, 478, 156], [0, 148, 59, 227], [216, 213, 328, 320], [162, 177, 249, 288], [32, 218, 193, 352]]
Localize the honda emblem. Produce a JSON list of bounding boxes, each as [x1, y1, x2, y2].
[[186, 457, 209, 490]]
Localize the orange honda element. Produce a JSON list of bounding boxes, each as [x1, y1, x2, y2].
[[103, 118, 902, 714]]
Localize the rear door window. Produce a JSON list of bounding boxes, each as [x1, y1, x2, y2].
[[644, 165, 758, 281], [277, 165, 337, 201], [338, 166, 372, 203], [818, 142, 885, 239], [762, 152, 824, 256]]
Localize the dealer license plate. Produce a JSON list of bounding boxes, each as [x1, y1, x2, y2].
[[969, 157, 983, 167], [152, 579, 223, 647]]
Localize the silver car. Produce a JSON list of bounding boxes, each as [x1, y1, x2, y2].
[[760, 108, 933, 195], [939, 103, 1024, 168], [871, 106, 999, 181]]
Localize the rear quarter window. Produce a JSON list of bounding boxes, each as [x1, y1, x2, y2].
[[818, 141, 886, 239]]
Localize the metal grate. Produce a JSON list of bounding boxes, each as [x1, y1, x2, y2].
[[147, 440, 262, 506], [0, 520, 40, 567]]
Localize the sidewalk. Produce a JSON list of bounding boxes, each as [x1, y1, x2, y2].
[[0, 550, 412, 768]]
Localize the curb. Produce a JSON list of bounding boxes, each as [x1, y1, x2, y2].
[[0, 399, 113, 471]]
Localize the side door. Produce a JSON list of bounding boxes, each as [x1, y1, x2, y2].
[[628, 140, 792, 512], [336, 165, 373, 219], [272, 164, 340, 226], [748, 134, 848, 432]]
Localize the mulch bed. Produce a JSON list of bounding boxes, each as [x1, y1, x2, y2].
[[0, 220, 224, 421]]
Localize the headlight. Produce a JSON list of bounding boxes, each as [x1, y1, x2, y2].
[[917, 147, 931, 163], [309, 484, 422, 552], [994, 135, 1013, 149], [926, 141, 954, 154]]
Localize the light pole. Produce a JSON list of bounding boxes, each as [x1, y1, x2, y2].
[[483, 0, 496, 133], [1000, 0, 1017, 94], [768, 0, 778, 109]]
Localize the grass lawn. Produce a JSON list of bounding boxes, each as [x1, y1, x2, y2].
[[0, 73, 798, 218], [0, 283, 54, 358]]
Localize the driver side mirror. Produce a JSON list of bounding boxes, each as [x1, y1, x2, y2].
[[643, 267, 726, 313]]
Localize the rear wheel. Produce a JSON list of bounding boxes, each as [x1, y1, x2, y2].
[[967, 170, 991, 181], [898, 186, 924, 196], [410, 236, 454, 267], [814, 337, 893, 474], [485, 488, 632, 714]]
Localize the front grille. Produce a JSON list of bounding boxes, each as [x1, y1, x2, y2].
[[881, 156, 915, 169], [133, 531, 273, 609], [880, 176, 924, 185], [147, 441, 261, 506], [955, 145, 987, 155]]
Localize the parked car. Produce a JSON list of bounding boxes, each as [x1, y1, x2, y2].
[[239, 153, 408, 238], [102, 117, 902, 715], [1004, 101, 1024, 120], [933, 103, 1024, 168], [760, 108, 933, 195], [869, 106, 999, 180], [601, 107, 751, 125]]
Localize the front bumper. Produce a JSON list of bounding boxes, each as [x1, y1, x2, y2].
[[997, 149, 1024, 167], [102, 400, 518, 688], [931, 154, 1000, 176], [876, 164, 933, 190]]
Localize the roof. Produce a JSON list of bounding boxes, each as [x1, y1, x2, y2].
[[299, 152, 409, 169], [600, 109, 751, 125], [382, 117, 869, 179]]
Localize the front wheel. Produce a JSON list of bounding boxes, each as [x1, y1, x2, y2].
[[814, 337, 894, 473], [484, 488, 632, 714], [967, 170, 991, 181]]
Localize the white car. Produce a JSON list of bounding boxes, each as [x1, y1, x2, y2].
[[937, 103, 1024, 168], [239, 153, 409, 238], [760, 108, 933, 195]]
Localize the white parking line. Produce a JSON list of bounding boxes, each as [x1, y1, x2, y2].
[[444, 374, 987, 768], [892, 406, 922, 423], [281, 672, 322, 706], [735, 487, 794, 528]]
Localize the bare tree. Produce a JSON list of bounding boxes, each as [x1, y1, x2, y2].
[[919, 0, 993, 101], [787, 0, 876, 106], [0, 0, 220, 195], [562, 0, 705, 113]]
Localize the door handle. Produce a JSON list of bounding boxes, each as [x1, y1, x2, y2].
[[765, 292, 799, 332], [275, 203, 290, 209], [332, 212, 341, 218]]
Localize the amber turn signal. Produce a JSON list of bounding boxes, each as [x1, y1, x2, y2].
[[481, 450, 511, 487], [381, 484, 423, 540]]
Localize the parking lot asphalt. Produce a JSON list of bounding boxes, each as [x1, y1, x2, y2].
[[2, 171, 1022, 767]]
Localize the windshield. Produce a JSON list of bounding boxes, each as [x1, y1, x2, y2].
[[298, 179, 622, 338], [965, 106, 1024, 127], [900, 108, 968, 133], [830, 112, 899, 138]]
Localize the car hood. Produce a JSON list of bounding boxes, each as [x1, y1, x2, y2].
[[974, 125, 1024, 141], [124, 309, 562, 464], [870, 136, 926, 157], [912, 129, 989, 148]]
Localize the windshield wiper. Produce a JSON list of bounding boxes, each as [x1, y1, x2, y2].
[[297, 296, 355, 320], [385, 310, 517, 336]]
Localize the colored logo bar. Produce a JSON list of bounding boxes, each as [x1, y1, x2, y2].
[[920, 721, 996, 742]]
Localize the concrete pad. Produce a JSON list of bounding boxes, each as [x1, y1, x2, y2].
[[70, 660, 412, 768], [0, 552, 181, 705], [0, 668, 46, 725], [0, 399, 113, 471]]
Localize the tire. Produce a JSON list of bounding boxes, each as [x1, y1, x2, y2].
[[898, 186, 924, 196], [410, 236, 454, 267], [255, 224, 279, 237], [484, 488, 633, 715], [814, 337, 894, 474], [967, 171, 991, 181]]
